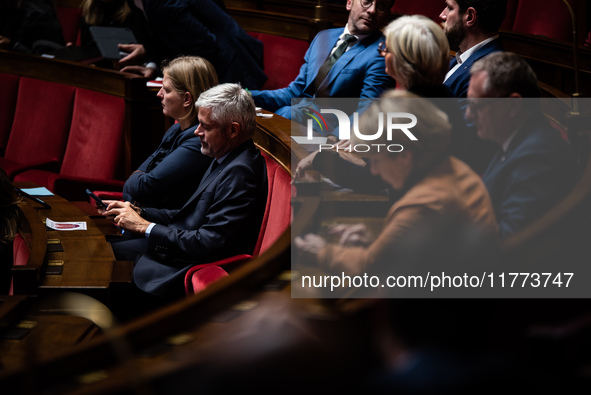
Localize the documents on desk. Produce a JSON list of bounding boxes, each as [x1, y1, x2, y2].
[[20, 187, 53, 196], [46, 218, 87, 231]]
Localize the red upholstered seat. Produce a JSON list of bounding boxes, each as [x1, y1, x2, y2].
[[0, 73, 20, 156], [511, 0, 575, 42], [0, 78, 75, 179], [56, 6, 83, 45], [14, 88, 126, 200], [185, 151, 292, 295], [391, 0, 445, 21], [500, 0, 520, 31], [256, 33, 309, 90], [9, 233, 30, 295]]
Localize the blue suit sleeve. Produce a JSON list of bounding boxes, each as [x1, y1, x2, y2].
[[250, 37, 315, 112], [496, 152, 576, 240]]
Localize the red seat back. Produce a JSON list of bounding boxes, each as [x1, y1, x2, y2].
[[391, 0, 445, 21], [253, 152, 292, 255], [500, 0, 520, 31], [9, 233, 30, 295], [511, 0, 575, 42], [185, 152, 291, 295], [59, 88, 126, 180], [56, 6, 83, 44], [0, 73, 20, 156], [250, 33, 309, 90], [5, 77, 75, 165]]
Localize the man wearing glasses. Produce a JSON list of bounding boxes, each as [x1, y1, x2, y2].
[[466, 52, 578, 239], [250, 0, 395, 138]]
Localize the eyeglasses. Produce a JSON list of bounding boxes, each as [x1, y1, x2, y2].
[[377, 41, 389, 55], [466, 98, 495, 113], [360, 0, 390, 15]]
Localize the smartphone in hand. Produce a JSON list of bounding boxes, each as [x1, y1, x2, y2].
[[86, 189, 108, 209]]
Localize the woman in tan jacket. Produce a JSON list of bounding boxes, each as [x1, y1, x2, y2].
[[295, 90, 498, 279]]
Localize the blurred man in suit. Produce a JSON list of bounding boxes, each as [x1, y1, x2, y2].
[[441, 0, 507, 98], [250, 0, 395, 137], [119, 0, 266, 89], [466, 52, 579, 239], [103, 83, 267, 303]]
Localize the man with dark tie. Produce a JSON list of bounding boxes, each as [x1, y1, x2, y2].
[[250, 0, 395, 136], [102, 84, 268, 305], [466, 52, 579, 240], [440, 0, 507, 98]]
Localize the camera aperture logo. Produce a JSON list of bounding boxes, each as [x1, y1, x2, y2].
[[305, 109, 418, 153], [303, 107, 328, 135]]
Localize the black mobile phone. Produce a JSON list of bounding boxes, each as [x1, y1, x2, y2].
[[86, 189, 108, 209]]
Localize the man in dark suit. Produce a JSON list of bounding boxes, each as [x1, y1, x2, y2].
[[250, 0, 395, 136], [104, 83, 268, 301], [440, 0, 507, 98], [466, 52, 579, 240], [119, 0, 266, 89]]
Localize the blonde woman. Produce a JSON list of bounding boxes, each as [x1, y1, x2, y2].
[[122, 56, 218, 209]]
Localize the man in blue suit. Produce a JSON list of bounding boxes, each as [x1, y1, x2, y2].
[[440, 0, 507, 98], [120, 0, 267, 89], [466, 52, 579, 240], [104, 84, 268, 302], [250, 0, 395, 136]]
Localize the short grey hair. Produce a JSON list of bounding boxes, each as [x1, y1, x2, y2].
[[470, 52, 540, 98], [195, 83, 257, 137]]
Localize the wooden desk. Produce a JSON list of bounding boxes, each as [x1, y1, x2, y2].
[[13, 183, 116, 300], [0, 295, 100, 373]]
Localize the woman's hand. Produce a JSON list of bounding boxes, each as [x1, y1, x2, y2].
[[294, 233, 327, 262], [329, 223, 373, 246], [117, 43, 147, 67]]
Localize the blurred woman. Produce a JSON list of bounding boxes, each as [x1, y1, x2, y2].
[[79, 0, 131, 47], [295, 91, 497, 276], [122, 56, 218, 209], [0, 168, 21, 293], [382, 14, 495, 172], [382, 14, 451, 96]]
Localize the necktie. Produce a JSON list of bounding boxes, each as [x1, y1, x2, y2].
[[306, 34, 357, 95]]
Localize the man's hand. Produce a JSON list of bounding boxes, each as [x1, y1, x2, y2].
[[329, 223, 373, 246], [294, 233, 327, 263], [295, 151, 319, 177], [120, 65, 157, 79], [117, 43, 147, 67], [100, 201, 151, 234]]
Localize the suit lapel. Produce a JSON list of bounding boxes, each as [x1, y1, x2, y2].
[[305, 29, 341, 92], [174, 140, 253, 217], [446, 39, 502, 86], [317, 33, 378, 93]]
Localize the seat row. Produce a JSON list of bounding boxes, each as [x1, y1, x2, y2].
[[0, 72, 127, 201]]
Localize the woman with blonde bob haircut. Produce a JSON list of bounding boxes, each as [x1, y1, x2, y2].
[[381, 14, 496, 173], [295, 90, 497, 276], [383, 15, 450, 91], [121, 56, 218, 209]]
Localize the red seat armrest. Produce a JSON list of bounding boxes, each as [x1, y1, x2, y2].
[[184, 254, 252, 295]]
